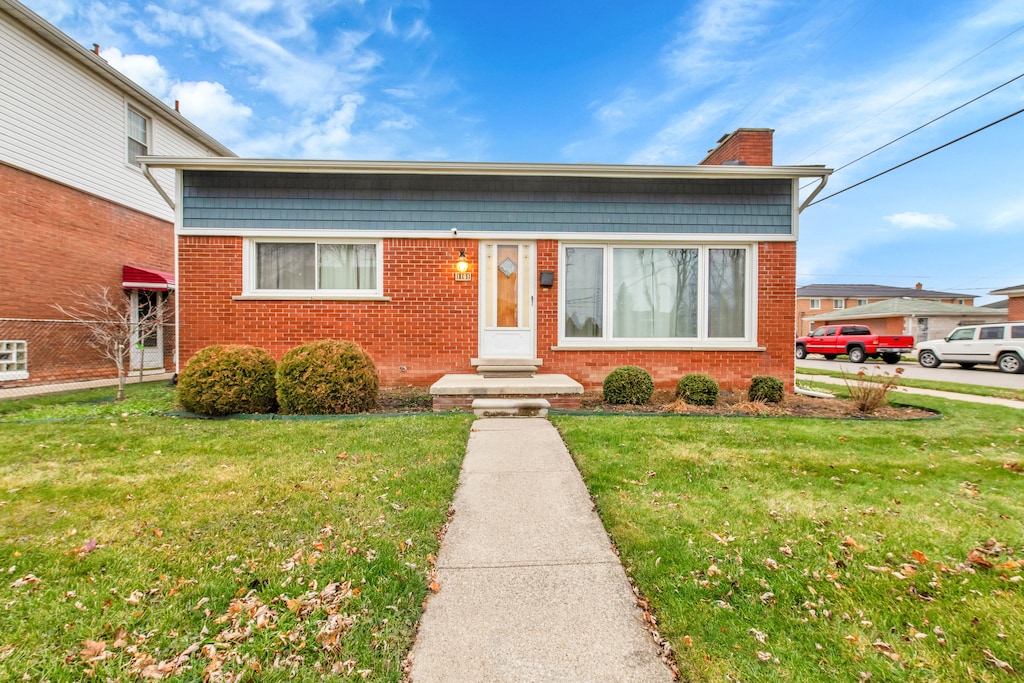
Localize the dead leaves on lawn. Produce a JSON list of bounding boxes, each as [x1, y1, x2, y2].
[[72, 580, 362, 678]]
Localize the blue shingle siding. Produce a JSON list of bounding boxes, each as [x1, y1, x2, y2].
[[181, 171, 793, 235]]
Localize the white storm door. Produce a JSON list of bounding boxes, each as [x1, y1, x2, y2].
[[479, 242, 536, 358], [130, 290, 164, 370]]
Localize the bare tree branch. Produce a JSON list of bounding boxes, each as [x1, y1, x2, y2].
[[53, 286, 164, 401]]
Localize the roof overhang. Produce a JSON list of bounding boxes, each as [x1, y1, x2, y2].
[[123, 265, 175, 291], [139, 156, 832, 181], [989, 284, 1024, 296]]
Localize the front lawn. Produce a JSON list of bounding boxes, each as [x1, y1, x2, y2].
[[0, 386, 472, 681], [553, 396, 1024, 682], [797, 365, 1024, 403]]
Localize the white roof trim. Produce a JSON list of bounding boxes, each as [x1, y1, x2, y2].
[[140, 156, 832, 180]]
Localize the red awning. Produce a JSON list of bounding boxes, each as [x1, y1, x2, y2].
[[122, 265, 175, 291]]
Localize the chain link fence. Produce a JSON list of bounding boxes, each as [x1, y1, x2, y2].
[[0, 318, 175, 399]]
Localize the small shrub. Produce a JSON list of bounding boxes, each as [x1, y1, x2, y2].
[[177, 345, 277, 416], [276, 340, 379, 415], [676, 373, 719, 406], [602, 366, 654, 405], [748, 375, 785, 403], [843, 366, 904, 413]]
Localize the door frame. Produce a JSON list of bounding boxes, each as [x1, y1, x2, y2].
[[477, 241, 537, 359], [130, 289, 165, 371]]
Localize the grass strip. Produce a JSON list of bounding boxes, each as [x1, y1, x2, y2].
[[797, 366, 1024, 402], [553, 395, 1024, 682]]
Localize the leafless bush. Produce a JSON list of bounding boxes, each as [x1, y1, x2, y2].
[[53, 287, 164, 401], [842, 365, 905, 413]]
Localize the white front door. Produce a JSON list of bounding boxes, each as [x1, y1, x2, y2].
[[479, 242, 535, 359], [130, 290, 165, 371]]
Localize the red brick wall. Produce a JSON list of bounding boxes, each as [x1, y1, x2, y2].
[[1009, 296, 1024, 321], [0, 162, 175, 385], [178, 237, 480, 387], [180, 237, 797, 392], [700, 129, 774, 166]]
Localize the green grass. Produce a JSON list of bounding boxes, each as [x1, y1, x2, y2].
[[797, 365, 1024, 402], [553, 396, 1024, 682], [0, 381, 176, 421], [0, 386, 472, 681]]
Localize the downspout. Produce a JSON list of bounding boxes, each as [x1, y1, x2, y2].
[[798, 174, 828, 213], [140, 162, 176, 211]]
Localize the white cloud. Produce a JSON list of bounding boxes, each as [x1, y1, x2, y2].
[[884, 212, 956, 230], [627, 100, 733, 165], [298, 93, 365, 157], [100, 47, 172, 97], [170, 81, 253, 146], [988, 199, 1024, 229], [664, 0, 777, 80]]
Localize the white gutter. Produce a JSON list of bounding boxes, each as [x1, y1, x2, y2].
[[140, 162, 176, 211], [138, 156, 833, 181], [798, 175, 829, 213]]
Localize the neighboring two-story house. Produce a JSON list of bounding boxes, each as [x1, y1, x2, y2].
[[0, 0, 232, 387], [144, 128, 831, 399], [795, 283, 974, 336]]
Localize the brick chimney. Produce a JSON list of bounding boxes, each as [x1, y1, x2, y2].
[[699, 128, 774, 166], [915, 282, 922, 290]]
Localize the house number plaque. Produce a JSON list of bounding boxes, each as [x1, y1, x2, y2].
[[454, 272, 472, 281]]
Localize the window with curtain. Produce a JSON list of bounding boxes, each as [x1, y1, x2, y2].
[[253, 241, 379, 294], [561, 244, 751, 344]]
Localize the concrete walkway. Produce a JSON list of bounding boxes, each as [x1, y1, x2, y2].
[[409, 418, 674, 683], [796, 373, 1024, 410]]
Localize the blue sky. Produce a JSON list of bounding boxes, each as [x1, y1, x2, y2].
[[28, 0, 1024, 303]]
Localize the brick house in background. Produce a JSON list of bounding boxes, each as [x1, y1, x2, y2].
[[804, 298, 1005, 343], [0, 0, 232, 387], [795, 283, 973, 336], [146, 128, 831, 397], [990, 284, 1024, 320]]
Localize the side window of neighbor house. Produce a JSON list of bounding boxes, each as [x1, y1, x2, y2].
[[561, 244, 750, 344], [0, 340, 28, 380], [809, 298, 821, 310], [252, 241, 380, 294], [127, 108, 149, 166]]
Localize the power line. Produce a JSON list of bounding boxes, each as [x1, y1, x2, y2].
[[806, 106, 1024, 207], [798, 21, 1024, 163], [800, 70, 1024, 190]]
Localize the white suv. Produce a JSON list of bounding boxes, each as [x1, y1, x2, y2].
[[916, 322, 1024, 373]]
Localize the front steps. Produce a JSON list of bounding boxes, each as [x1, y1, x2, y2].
[[430, 373, 584, 413], [470, 357, 542, 379]]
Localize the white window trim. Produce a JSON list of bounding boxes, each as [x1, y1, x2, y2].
[[125, 102, 152, 169], [833, 298, 845, 309], [242, 238, 384, 299], [809, 298, 821, 310], [857, 299, 868, 306], [557, 242, 757, 349], [0, 340, 28, 380]]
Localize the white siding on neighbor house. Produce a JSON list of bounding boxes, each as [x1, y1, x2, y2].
[[0, 11, 218, 222]]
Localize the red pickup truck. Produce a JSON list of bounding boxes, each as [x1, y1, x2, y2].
[[795, 324, 914, 364]]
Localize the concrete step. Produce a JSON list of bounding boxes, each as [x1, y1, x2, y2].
[[472, 398, 550, 418], [430, 373, 584, 412], [476, 365, 538, 378]]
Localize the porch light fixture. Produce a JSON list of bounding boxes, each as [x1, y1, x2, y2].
[[455, 249, 470, 273]]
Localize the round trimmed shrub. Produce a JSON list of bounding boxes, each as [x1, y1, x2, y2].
[[177, 345, 277, 416], [676, 373, 719, 406], [748, 375, 785, 403], [602, 366, 654, 405], [276, 340, 379, 415]]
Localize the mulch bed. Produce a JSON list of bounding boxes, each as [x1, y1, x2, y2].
[[576, 389, 937, 420]]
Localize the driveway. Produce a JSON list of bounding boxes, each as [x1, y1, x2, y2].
[[796, 358, 1024, 390]]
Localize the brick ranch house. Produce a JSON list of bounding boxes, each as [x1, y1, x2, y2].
[[145, 129, 831, 398]]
